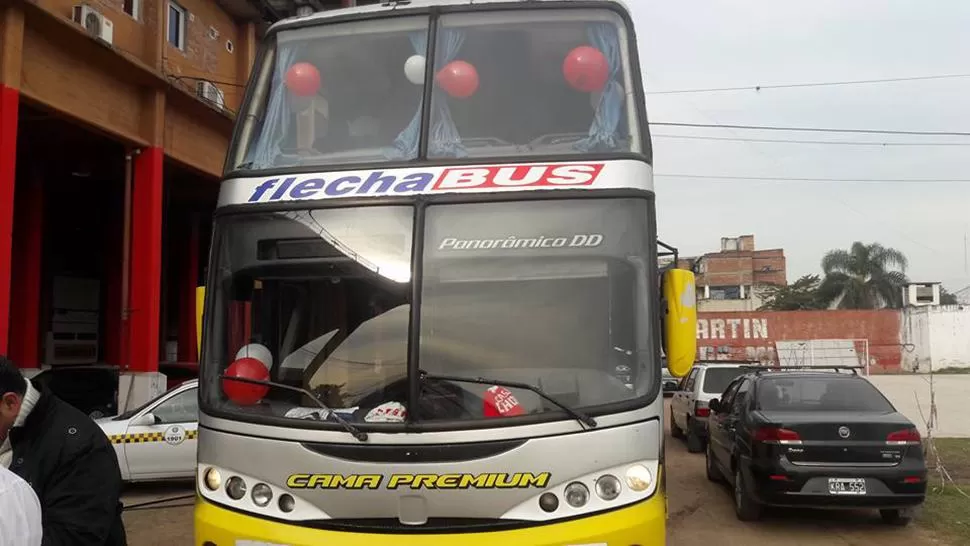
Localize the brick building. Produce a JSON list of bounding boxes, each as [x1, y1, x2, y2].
[[0, 0, 362, 407], [684, 235, 787, 312]]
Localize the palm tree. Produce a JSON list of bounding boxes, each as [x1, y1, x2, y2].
[[817, 242, 909, 309]]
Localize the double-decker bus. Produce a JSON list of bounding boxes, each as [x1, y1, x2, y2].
[[194, 1, 697, 544]]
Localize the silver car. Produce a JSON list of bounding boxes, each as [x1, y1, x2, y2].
[[669, 361, 753, 452]]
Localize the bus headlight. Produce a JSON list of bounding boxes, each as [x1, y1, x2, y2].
[[564, 482, 590, 508], [595, 474, 622, 500], [226, 476, 247, 500], [251, 483, 273, 507], [538, 492, 559, 512], [625, 464, 652, 492], [278, 494, 296, 513], [203, 467, 222, 491]]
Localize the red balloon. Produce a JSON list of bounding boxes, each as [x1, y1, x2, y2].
[[285, 62, 321, 97], [436, 60, 479, 98], [563, 45, 609, 93], [223, 357, 270, 406]]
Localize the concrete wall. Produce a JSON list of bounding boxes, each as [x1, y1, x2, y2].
[[696, 310, 904, 372], [901, 305, 970, 371], [868, 374, 970, 438], [696, 307, 970, 374]]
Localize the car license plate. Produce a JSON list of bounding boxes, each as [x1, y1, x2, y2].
[[828, 477, 866, 495]]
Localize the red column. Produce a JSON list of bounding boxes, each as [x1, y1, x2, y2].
[[103, 199, 122, 366], [0, 84, 19, 354], [126, 147, 164, 372], [177, 213, 199, 363], [8, 175, 42, 367]]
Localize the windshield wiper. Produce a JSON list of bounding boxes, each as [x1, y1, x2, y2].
[[419, 371, 597, 429], [219, 375, 368, 442]]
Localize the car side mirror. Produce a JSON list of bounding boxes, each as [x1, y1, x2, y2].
[[131, 412, 158, 427], [708, 399, 721, 413]]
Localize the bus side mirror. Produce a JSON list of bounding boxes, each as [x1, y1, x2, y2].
[[661, 268, 697, 378]]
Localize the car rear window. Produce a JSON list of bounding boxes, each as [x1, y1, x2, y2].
[[701, 367, 746, 394], [756, 376, 894, 412]]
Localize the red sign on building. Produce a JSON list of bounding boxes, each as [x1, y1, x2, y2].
[[696, 310, 903, 372]]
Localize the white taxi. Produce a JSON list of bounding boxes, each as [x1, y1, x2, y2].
[[96, 379, 198, 482]]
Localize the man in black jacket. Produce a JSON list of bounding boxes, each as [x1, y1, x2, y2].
[[0, 356, 127, 545]]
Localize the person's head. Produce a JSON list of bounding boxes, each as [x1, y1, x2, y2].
[[0, 356, 27, 443]]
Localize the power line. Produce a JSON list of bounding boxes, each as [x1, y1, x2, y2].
[[654, 174, 970, 183], [645, 73, 970, 95], [651, 133, 970, 147], [650, 121, 970, 137]]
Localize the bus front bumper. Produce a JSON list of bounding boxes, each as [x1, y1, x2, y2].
[[195, 494, 666, 546]]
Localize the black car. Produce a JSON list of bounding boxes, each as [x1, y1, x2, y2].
[[704, 367, 926, 525]]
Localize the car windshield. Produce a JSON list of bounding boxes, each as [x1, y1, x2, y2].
[[701, 367, 745, 394], [201, 198, 656, 428], [756, 376, 895, 413], [229, 8, 640, 171], [114, 384, 194, 421]]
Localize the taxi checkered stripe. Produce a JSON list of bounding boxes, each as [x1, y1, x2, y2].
[[107, 429, 198, 445]]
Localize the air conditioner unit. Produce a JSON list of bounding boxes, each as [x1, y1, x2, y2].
[[196, 80, 226, 110], [72, 4, 114, 45]]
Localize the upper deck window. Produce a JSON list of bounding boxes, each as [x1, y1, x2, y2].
[[230, 8, 641, 173], [236, 16, 431, 171], [428, 10, 636, 159]]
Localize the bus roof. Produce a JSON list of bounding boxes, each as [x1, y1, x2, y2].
[[268, 0, 633, 34]]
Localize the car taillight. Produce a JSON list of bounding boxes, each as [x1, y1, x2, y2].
[[695, 406, 710, 418], [887, 428, 921, 444], [753, 426, 801, 444]]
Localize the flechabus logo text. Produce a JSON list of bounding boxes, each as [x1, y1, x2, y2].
[[433, 164, 603, 190], [245, 163, 604, 203]]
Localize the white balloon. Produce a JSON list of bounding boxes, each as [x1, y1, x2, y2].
[[404, 55, 426, 85], [235, 343, 273, 371]]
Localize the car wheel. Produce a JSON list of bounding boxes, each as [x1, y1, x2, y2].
[[705, 441, 721, 482], [734, 467, 762, 521], [880, 508, 914, 526], [670, 408, 684, 439], [686, 420, 704, 453]]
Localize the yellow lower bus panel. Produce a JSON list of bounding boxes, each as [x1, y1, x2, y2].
[[195, 491, 666, 546]]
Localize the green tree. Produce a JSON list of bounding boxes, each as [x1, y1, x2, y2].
[[940, 287, 958, 305], [817, 242, 908, 309], [758, 274, 824, 310]]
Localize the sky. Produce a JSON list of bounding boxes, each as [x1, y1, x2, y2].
[[625, 0, 970, 292]]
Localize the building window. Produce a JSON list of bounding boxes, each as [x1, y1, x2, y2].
[[710, 285, 741, 300], [168, 2, 186, 50], [915, 285, 935, 303], [123, 0, 140, 19]]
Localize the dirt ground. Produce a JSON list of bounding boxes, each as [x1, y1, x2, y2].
[[121, 400, 951, 545]]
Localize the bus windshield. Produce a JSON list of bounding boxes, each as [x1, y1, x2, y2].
[[202, 198, 657, 429], [230, 7, 640, 172]]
